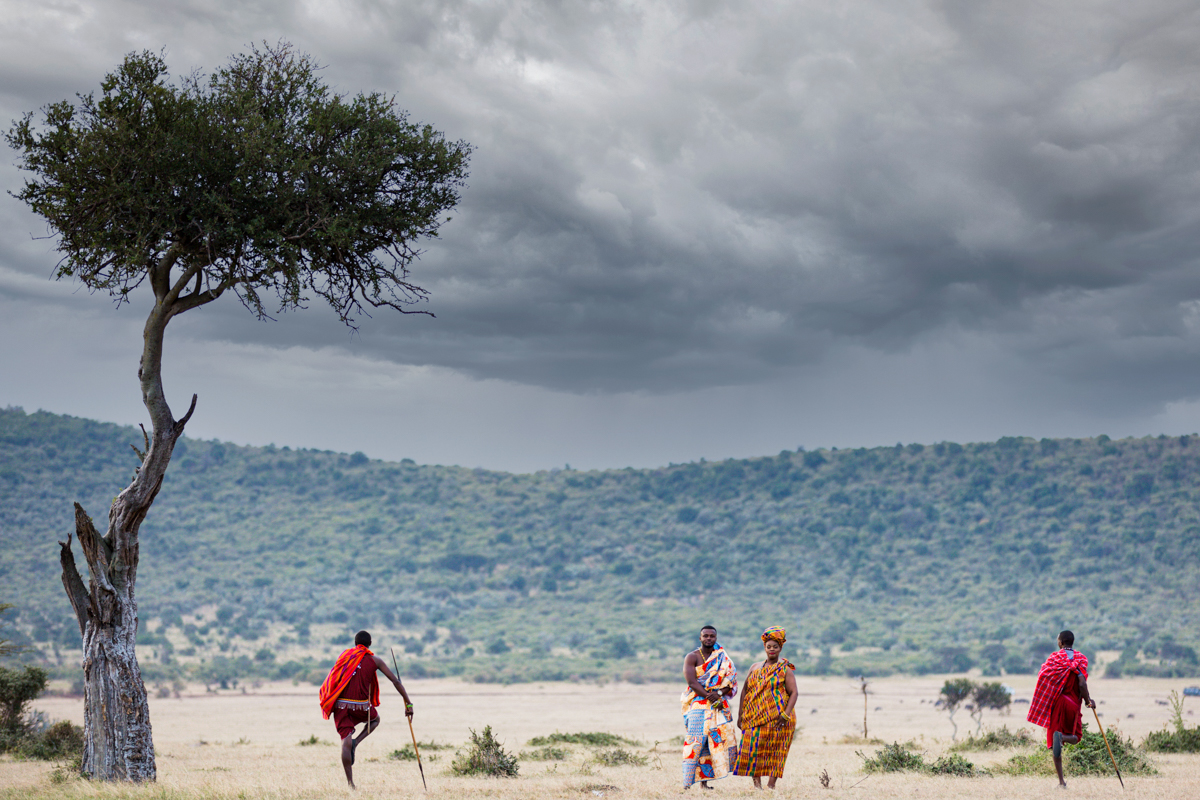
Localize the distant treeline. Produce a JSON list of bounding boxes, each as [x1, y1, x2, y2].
[[1, 406, 1198, 684]]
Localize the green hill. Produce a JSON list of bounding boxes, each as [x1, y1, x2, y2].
[[1, 406, 1198, 686]]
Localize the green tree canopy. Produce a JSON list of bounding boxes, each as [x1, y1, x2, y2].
[[7, 42, 471, 323]]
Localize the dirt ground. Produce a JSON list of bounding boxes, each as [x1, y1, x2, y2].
[[3, 673, 1199, 799]]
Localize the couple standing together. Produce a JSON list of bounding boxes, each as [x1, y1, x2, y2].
[[682, 625, 797, 790]]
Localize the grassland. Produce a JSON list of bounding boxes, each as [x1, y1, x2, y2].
[[4, 674, 1199, 799]]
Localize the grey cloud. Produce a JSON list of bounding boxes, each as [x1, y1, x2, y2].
[[6, 1, 1200, 408]]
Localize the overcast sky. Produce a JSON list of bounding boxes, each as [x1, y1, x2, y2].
[[4, 1, 1200, 472]]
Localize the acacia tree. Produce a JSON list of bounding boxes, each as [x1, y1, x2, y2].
[[968, 681, 1011, 736], [6, 43, 470, 781], [936, 678, 974, 740]]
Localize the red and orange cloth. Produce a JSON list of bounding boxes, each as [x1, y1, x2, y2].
[[1027, 648, 1089, 730], [319, 645, 380, 719]]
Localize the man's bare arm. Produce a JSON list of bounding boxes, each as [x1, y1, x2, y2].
[[1078, 671, 1095, 709], [373, 655, 414, 715]]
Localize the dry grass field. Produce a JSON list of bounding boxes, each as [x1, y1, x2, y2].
[[3, 674, 1199, 799]]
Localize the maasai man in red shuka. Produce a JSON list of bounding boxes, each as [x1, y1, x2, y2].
[[1026, 630, 1096, 787], [319, 630, 415, 789]]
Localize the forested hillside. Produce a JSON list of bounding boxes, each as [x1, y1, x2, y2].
[[2, 406, 1198, 686]]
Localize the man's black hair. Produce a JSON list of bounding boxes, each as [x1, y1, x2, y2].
[[355, 630, 372, 647], [700, 625, 717, 633], [1058, 630, 1074, 648]]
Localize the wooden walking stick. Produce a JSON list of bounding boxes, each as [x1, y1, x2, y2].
[[392, 647, 426, 790], [1092, 706, 1125, 788]]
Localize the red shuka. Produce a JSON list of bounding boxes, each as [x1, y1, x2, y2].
[[1027, 648, 1089, 730], [319, 646, 380, 719]]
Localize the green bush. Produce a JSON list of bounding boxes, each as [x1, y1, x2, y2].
[[1142, 690, 1200, 753], [927, 753, 977, 776], [1143, 726, 1200, 753], [858, 742, 928, 773], [949, 725, 1036, 751], [14, 720, 84, 761], [450, 726, 519, 777], [993, 724, 1155, 776], [593, 747, 647, 767], [0, 665, 47, 737]]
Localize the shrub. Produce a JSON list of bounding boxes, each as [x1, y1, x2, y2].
[[1144, 727, 1200, 753], [949, 725, 1036, 751], [859, 743, 979, 776], [593, 747, 647, 767], [0, 665, 47, 736], [927, 753, 977, 776], [1143, 690, 1200, 753], [450, 726, 519, 777], [15, 721, 84, 761], [858, 742, 927, 773], [993, 724, 1155, 777]]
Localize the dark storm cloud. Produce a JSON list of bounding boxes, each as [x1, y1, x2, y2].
[[6, 1, 1200, 401]]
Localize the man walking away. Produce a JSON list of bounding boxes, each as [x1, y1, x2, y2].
[[1027, 630, 1096, 788], [319, 630, 414, 788]]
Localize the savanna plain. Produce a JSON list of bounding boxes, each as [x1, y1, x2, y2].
[[3, 674, 1198, 800]]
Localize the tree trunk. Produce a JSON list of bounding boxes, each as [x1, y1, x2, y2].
[[57, 263, 197, 781]]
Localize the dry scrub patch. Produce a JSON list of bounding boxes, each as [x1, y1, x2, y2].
[[4, 675, 1200, 798]]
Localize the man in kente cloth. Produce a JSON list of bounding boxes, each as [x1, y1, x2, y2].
[[1027, 630, 1096, 788], [734, 626, 798, 789], [319, 630, 414, 788], [681, 625, 739, 790]]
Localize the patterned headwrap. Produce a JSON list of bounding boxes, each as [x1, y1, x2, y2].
[[761, 626, 786, 644]]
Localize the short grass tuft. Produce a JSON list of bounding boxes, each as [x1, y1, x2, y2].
[[390, 740, 453, 760], [528, 732, 638, 747], [949, 725, 1036, 752], [520, 746, 570, 761], [593, 748, 648, 767]]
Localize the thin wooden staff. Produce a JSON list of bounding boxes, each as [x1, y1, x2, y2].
[[392, 647, 426, 791], [1092, 706, 1125, 789]]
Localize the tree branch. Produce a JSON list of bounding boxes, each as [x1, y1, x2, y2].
[[165, 259, 205, 308], [74, 503, 117, 624], [58, 531, 90, 636], [175, 394, 197, 433], [149, 243, 183, 301]]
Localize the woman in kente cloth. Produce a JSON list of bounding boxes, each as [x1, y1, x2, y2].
[[734, 626, 798, 789]]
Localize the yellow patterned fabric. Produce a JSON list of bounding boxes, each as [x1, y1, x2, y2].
[[761, 626, 786, 644], [733, 659, 795, 778]]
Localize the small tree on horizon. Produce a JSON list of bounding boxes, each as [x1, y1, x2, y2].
[[968, 681, 1012, 736], [936, 678, 975, 740], [6, 42, 470, 781]]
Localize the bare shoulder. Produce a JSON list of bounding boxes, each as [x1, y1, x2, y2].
[[684, 649, 700, 666], [747, 661, 763, 673]]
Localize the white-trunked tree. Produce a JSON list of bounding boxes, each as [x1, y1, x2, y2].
[[6, 42, 471, 781]]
